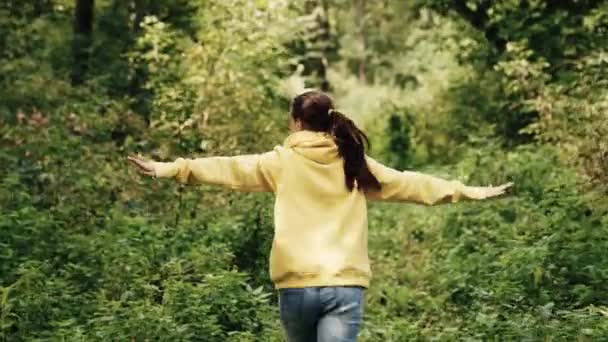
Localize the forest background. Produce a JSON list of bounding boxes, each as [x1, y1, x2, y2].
[[1, 0, 607, 340]]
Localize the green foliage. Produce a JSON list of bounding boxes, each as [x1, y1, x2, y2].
[[385, 114, 413, 170], [1, 0, 606, 340], [0, 112, 283, 339], [417, 0, 608, 183], [0, 1, 288, 340], [366, 106, 414, 170], [363, 144, 608, 341]]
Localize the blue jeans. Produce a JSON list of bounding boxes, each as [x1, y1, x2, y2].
[[278, 286, 365, 342]]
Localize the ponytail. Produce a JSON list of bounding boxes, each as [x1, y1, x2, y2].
[[329, 110, 381, 192], [290, 90, 381, 192]]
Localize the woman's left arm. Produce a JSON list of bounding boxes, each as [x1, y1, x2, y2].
[[128, 149, 281, 192], [364, 156, 512, 205]]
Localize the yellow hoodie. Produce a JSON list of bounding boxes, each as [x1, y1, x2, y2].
[[152, 130, 488, 289]]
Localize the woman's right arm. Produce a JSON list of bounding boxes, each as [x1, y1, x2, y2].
[[127, 149, 281, 192], [364, 156, 512, 205]]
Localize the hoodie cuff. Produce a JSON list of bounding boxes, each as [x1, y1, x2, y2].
[[152, 160, 181, 179]]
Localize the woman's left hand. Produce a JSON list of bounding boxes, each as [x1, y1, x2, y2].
[[127, 155, 157, 177], [481, 182, 513, 199], [464, 182, 513, 200]]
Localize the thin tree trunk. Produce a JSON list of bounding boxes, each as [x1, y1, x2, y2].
[[132, 0, 145, 32], [318, 0, 330, 91], [71, 0, 95, 86], [33, 0, 52, 17], [357, 0, 367, 83], [303, 0, 331, 91]]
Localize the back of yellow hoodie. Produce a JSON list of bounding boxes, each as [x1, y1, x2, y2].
[[153, 130, 489, 289]]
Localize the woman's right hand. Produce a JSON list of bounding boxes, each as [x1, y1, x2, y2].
[[127, 155, 157, 177]]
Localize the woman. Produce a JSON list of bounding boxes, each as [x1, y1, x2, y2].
[[128, 90, 512, 342]]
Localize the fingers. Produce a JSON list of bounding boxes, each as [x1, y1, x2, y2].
[[127, 155, 156, 178], [486, 182, 514, 198], [127, 156, 141, 163], [127, 155, 146, 166], [127, 155, 143, 168], [497, 182, 513, 189], [137, 169, 156, 177], [496, 182, 513, 194], [127, 155, 154, 172]]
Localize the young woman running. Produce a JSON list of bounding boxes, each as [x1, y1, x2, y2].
[[128, 90, 512, 342]]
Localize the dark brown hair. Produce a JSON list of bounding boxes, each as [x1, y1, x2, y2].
[[291, 90, 381, 192]]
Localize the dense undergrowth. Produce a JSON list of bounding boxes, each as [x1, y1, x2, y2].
[[1, 1, 607, 341]]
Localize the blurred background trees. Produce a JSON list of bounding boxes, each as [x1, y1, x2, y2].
[[0, 0, 606, 340]]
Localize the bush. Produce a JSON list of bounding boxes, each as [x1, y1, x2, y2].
[[362, 143, 608, 341]]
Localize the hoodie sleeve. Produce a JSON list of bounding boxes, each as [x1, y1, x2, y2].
[[364, 156, 486, 205], [151, 147, 282, 192]]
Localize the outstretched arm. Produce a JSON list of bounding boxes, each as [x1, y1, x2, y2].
[[364, 156, 512, 205], [127, 151, 280, 192]]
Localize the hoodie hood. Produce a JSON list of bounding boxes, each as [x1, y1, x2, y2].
[[283, 130, 340, 165]]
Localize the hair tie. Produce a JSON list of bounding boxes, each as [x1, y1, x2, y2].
[[328, 108, 335, 116]]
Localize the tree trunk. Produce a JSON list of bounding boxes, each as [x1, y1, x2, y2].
[[132, 0, 145, 32], [357, 0, 367, 83], [71, 0, 95, 86], [303, 0, 331, 91], [318, 0, 330, 91], [33, 0, 53, 17]]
